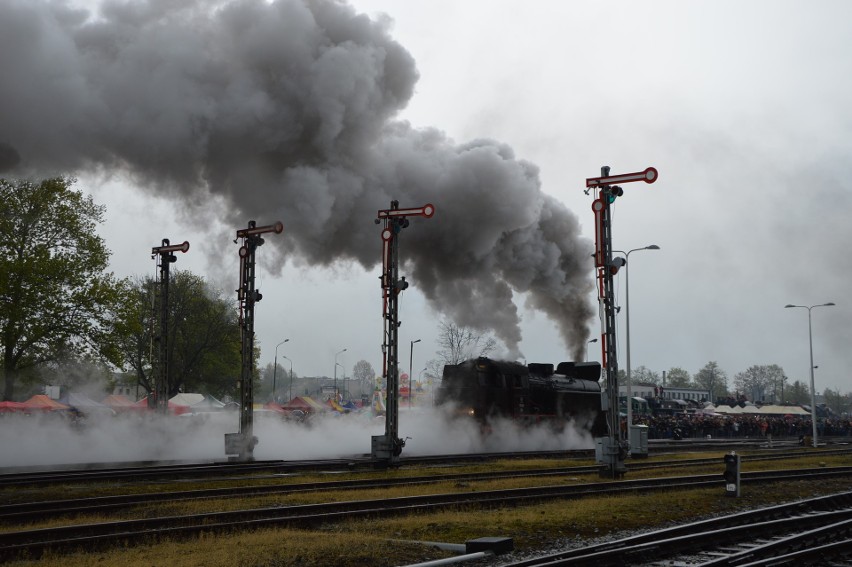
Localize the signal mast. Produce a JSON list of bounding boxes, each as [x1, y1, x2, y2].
[[372, 200, 434, 465], [586, 166, 657, 478], [226, 220, 283, 462], [150, 239, 190, 413]]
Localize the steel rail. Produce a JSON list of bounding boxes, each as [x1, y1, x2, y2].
[[2, 450, 849, 522], [1, 467, 851, 561], [502, 491, 852, 566]]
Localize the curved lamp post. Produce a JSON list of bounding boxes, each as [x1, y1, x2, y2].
[[334, 348, 347, 401], [282, 355, 293, 402], [785, 302, 835, 448], [409, 339, 421, 408], [587, 338, 598, 362], [614, 245, 660, 445], [273, 339, 289, 402]]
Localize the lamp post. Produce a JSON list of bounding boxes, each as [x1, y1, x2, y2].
[[614, 245, 660, 446], [785, 302, 835, 448], [587, 338, 598, 362], [282, 355, 293, 402], [409, 339, 421, 409], [273, 339, 289, 403], [334, 348, 347, 401]]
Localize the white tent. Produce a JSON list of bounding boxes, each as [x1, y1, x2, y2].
[[757, 404, 810, 415], [170, 393, 226, 410]]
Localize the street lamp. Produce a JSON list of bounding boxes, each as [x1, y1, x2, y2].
[[282, 355, 293, 402], [273, 339, 289, 403], [785, 302, 835, 448], [614, 245, 660, 445], [409, 339, 421, 409], [587, 338, 598, 362], [334, 348, 347, 401]]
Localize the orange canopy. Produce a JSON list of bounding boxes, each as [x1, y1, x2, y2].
[[22, 395, 71, 411]]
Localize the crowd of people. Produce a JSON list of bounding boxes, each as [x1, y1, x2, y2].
[[631, 412, 852, 440]]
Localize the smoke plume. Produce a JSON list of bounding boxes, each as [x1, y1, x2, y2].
[[0, 0, 594, 357]]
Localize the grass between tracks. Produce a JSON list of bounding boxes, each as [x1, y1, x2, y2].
[[4, 452, 852, 567]]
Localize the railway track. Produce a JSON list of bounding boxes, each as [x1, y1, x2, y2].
[[2, 433, 839, 484], [1, 466, 850, 562], [2, 449, 850, 523], [0, 445, 846, 488], [502, 490, 852, 566]]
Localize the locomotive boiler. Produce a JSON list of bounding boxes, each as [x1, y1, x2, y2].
[[436, 357, 608, 437]]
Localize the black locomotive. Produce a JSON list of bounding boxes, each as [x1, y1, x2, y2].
[[436, 357, 608, 436]]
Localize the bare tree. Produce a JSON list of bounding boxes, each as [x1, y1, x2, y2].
[[435, 320, 497, 366], [695, 361, 728, 402], [733, 364, 786, 403], [352, 360, 376, 395]]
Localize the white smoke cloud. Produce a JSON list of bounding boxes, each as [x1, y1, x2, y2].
[[0, 408, 593, 468]]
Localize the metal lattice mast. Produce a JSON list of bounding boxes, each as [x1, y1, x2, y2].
[[230, 220, 282, 462], [150, 239, 189, 413], [372, 200, 434, 465], [587, 165, 657, 478]]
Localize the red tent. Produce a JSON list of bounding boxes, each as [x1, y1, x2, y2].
[[0, 401, 27, 413], [263, 401, 286, 413], [280, 396, 326, 413], [102, 394, 135, 410], [22, 395, 71, 412], [130, 397, 191, 415]]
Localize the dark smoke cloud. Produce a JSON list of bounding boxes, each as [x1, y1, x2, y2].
[[0, 142, 20, 172], [0, 0, 594, 358]]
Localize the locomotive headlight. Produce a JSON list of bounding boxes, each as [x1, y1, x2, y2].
[[467, 408, 475, 417]]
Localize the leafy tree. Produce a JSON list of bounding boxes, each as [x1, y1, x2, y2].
[[0, 177, 128, 400], [664, 367, 692, 388], [694, 361, 728, 402], [114, 270, 241, 400], [435, 320, 497, 366]]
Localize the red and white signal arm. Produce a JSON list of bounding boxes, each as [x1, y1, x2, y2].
[[592, 199, 605, 267], [586, 167, 658, 188], [378, 203, 435, 219]]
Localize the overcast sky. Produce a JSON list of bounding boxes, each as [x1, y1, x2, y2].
[[3, 0, 851, 396]]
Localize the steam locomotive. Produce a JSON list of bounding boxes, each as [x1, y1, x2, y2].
[[436, 357, 608, 436]]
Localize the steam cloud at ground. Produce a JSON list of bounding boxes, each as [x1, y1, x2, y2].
[[0, 407, 594, 469]]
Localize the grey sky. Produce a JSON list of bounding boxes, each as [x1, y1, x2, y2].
[[3, 0, 850, 395]]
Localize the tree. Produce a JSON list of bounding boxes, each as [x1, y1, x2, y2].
[[631, 365, 660, 385], [352, 359, 376, 393], [694, 362, 728, 402], [664, 367, 692, 388], [39, 350, 115, 399], [786, 380, 810, 405], [435, 320, 497, 366], [114, 270, 241, 400], [733, 364, 786, 403], [822, 388, 850, 416], [0, 177, 128, 400]]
